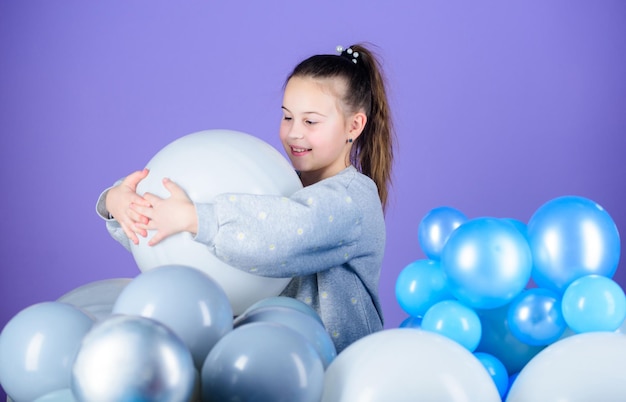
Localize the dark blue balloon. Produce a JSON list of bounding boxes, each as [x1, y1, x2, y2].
[[236, 296, 323, 326], [475, 304, 545, 374], [399, 315, 422, 329], [507, 288, 566, 346], [201, 322, 324, 402], [418, 206, 467, 260], [527, 196, 621, 293], [441, 217, 532, 309], [234, 306, 336, 369]]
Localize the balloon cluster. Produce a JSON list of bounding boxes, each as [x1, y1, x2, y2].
[[396, 196, 625, 400], [0, 266, 334, 401]]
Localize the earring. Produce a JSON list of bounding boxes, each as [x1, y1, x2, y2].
[[346, 138, 353, 144]]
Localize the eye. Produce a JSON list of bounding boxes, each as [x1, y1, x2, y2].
[[305, 120, 317, 125], [282, 116, 292, 121]]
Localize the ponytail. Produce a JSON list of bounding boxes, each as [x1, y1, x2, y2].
[[346, 44, 395, 211], [288, 43, 396, 211]]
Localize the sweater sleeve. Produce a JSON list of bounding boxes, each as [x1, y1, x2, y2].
[[193, 173, 363, 278]]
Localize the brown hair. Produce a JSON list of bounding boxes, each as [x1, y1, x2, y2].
[[286, 43, 395, 210]]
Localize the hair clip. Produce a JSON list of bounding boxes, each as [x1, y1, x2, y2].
[[336, 45, 359, 64]]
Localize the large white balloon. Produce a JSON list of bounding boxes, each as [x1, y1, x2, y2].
[[130, 130, 302, 315], [506, 332, 626, 401], [321, 329, 501, 402]]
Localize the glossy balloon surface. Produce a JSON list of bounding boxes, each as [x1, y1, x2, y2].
[[0, 302, 93, 402], [112, 265, 233, 368], [321, 329, 500, 402], [527, 196, 620, 293], [506, 332, 626, 401], [130, 130, 302, 315], [72, 315, 196, 402], [201, 322, 324, 402], [441, 217, 532, 309]]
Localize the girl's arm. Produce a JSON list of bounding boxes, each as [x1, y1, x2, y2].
[[132, 170, 375, 278]]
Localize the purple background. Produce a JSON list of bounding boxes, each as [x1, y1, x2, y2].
[[1, 1, 625, 396]]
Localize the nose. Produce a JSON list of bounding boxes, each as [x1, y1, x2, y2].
[[287, 122, 304, 140]]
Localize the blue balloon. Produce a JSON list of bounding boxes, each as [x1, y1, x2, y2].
[[72, 315, 196, 401], [33, 389, 76, 402], [112, 265, 233, 369], [441, 217, 532, 309], [399, 315, 422, 329], [561, 275, 626, 333], [475, 304, 545, 374], [527, 195, 621, 293], [421, 300, 482, 352], [507, 288, 566, 346], [0, 302, 93, 402], [418, 206, 468, 260], [503, 372, 520, 401], [395, 259, 453, 317], [234, 306, 336, 369], [201, 322, 324, 402], [237, 296, 323, 326], [474, 352, 509, 398], [502, 218, 528, 239]]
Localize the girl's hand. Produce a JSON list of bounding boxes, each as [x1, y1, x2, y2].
[[132, 178, 197, 246], [105, 168, 151, 245]]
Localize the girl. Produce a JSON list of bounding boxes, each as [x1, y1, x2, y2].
[[97, 43, 395, 353]]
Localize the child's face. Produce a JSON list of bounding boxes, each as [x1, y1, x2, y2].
[[280, 76, 353, 185]]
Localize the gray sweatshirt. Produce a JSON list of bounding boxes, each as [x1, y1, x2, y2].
[[97, 166, 385, 353]]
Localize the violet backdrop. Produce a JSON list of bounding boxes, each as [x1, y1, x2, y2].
[[1, 1, 625, 395]]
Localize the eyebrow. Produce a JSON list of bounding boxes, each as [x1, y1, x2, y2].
[[281, 106, 327, 117]]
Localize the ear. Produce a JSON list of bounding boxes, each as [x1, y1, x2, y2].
[[348, 112, 367, 140]]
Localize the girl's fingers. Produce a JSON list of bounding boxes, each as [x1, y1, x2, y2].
[[129, 203, 151, 219]]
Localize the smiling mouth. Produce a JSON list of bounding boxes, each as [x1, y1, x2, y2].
[[291, 146, 312, 153]]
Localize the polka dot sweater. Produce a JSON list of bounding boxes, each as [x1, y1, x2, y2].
[[98, 166, 385, 353]]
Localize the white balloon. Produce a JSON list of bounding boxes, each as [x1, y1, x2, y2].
[[506, 332, 626, 401], [321, 329, 501, 402], [130, 130, 301, 315], [57, 278, 131, 321]]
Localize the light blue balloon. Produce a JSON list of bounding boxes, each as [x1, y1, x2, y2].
[[474, 352, 509, 398], [234, 306, 336, 369], [475, 304, 545, 374], [561, 275, 626, 333], [502, 218, 528, 239], [0, 302, 93, 402], [112, 265, 233, 369], [527, 195, 621, 293], [418, 206, 467, 260], [421, 300, 482, 352], [507, 288, 566, 346], [72, 315, 196, 402], [395, 259, 453, 317], [201, 322, 324, 402], [33, 388, 76, 402], [237, 296, 323, 326], [441, 217, 532, 309], [57, 278, 132, 321]]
